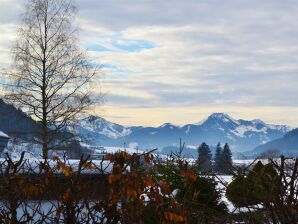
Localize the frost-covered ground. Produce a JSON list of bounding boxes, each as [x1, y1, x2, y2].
[[216, 175, 242, 213], [2, 141, 45, 159], [2, 141, 148, 160]]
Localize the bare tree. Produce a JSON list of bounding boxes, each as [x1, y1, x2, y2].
[[4, 0, 99, 159]]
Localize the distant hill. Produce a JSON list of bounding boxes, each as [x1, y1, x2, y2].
[[0, 99, 40, 139], [71, 113, 291, 152], [0, 99, 81, 157], [253, 128, 298, 157]]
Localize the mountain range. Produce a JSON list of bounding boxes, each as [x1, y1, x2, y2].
[[72, 113, 291, 153], [1, 98, 296, 157]]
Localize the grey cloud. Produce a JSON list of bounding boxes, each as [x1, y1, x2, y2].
[[76, 1, 298, 31], [1, 0, 298, 124]]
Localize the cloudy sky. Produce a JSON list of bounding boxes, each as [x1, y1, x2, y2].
[[1, 0, 298, 126]]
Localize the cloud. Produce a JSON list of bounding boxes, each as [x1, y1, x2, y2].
[[1, 0, 298, 126]]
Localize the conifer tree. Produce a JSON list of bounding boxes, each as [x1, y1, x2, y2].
[[197, 142, 212, 172], [221, 143, 233, 174], [214, 142, 222, 173]]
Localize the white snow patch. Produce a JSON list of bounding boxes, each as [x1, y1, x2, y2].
[[0, 131, 9, 138], [0, 158, 114, 174], [231, 125, 267, 138], [76, 117, 132, 139], [195, 118, 207, 125], [186, 145, 197, 149], [185, 125, 191, 134]]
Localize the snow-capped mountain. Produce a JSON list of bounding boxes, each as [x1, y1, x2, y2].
[[77, 116, 131, 139], [72, 113, 291, 152], [70, 116, 133, 145]]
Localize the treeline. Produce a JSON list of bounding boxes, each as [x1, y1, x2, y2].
[[197, 142, 233, 174]]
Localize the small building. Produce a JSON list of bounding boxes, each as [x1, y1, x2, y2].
[[0, 131, 9, 152]]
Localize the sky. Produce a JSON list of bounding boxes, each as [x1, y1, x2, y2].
[[0, 0, 298, 127]]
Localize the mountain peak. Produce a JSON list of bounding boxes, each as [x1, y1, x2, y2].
[[77, 116, 132, 140], [86, 115, 104, 122], [159, 123, 176, 128], [205, 113, 239, 124], [209, 112, 230, 118], [251, 119, 266, 125]]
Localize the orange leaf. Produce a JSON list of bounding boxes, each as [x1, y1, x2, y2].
[[83, 162, 93, 170], [103, 154, 111, 161], [127, 189, 138, 199], [165, 212, 186, 222], [62, 166, 72, 177], [145, 176, 155, 187], [108, 174, 120, 184], [62, 191, 72, 203], [144, 155, 149, 165], [159, 180, 171, 194], [182, 170, 197, 182]]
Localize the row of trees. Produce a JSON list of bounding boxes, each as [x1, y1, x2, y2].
[[197, 142, 233, 174]]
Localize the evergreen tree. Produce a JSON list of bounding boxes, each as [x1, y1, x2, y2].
[[197, 142, 212, 172], [214, 142, 222, 173], [221, 143, 233, 174]]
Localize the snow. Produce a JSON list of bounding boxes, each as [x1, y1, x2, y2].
[[218, 127, 224, 132], [217, 175, 265, 214], [226, 133, 234, 140], [251, 119, 265, 125], [76, 116, 132, 139], [185, 125, 191, 134], [81, 144, 148, 157], [0, 131, 9, 138], [195, 118, 207, 125], [95, 146, 145, 155], [186, 145, 197, 149], [3, 141, 43, 159], [99, 125, 131, 139], [267, 124, 292, 132], [233, 159, 269, 165], [231, 125, 268, 138], [211, 113, 240, 125], [216, 175, 234, 211], [159, 123, 176, 128], [0, 157, 114, 174]]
